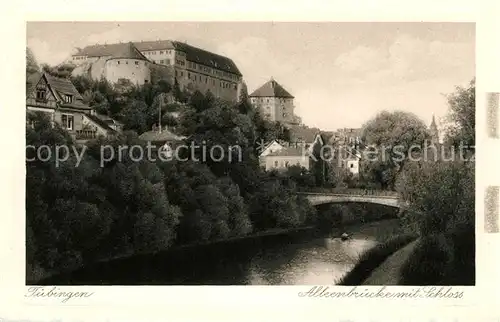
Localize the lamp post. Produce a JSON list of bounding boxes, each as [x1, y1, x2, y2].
[[158, 93, 163, 133]]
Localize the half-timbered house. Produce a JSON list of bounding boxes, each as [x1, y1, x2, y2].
[[26, 73, 116, 141]]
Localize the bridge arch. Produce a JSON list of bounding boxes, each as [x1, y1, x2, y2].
[[295, 189, 406, 209]]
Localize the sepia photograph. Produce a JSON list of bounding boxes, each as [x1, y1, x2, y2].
[[25, 21, 475, 286]]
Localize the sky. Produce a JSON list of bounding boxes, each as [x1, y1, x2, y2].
[[26, 22, 475, 131]]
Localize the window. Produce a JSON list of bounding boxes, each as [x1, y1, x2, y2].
[[36, 89, 46, 101], [160, 51, 164, 54], [61, 114, 74, 130], [166, 59, 170, 65], [135, 61, 139, 65], [188, 72, 191, 79], [160, 60, 164, 64], [205, 77, 208, 83], [117, 61, 120, 64], [274, 161, 279, 167], [145, 79, 148, 84], [181, 72, 184, 77], [285, 161, 290, 167], [350, 163, 354, 168], [63, 94, 73, 103], [126, 61, 128, 64]]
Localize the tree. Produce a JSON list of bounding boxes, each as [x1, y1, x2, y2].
[[443, 79, 475, 149], [41, 63, 76, 78], [361, 111, 430, 189], [26, 47, 40, 77]]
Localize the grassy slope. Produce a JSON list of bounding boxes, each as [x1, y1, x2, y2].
[[362, 240, 418, 285]]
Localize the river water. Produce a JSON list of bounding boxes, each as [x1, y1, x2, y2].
[[37, 219, 403, 285], [231, 219, 402, 285]]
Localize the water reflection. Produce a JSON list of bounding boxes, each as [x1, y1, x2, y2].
[[248, 237, 377, 285]]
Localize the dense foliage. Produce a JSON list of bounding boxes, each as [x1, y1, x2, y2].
[[25, 72, 316, 281]]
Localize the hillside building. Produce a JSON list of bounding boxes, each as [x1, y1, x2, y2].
[[71, 40, 243, 102], [249, 78, 302, 126]]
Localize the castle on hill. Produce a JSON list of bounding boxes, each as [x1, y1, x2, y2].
[[71, 40, 244, 103]]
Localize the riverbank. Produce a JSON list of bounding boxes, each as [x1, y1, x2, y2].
[[336, 232, 418, 285]]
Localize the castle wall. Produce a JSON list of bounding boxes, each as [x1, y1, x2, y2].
[[104, 58, 151, 85]]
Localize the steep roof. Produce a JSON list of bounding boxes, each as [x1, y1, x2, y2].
[[249, 79, 294, 98], [288, 125, 321, 143], [77, 40, 241, 76], [267, 146, 306, 157], [172, 41, 241, 76], [29, 73, 90, 110], [74, 42, 148, 60], [85, 114, 116, 133]]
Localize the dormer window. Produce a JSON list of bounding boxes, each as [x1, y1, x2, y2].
[[36, 89, 46, 101], [63, 94, 73, 103]]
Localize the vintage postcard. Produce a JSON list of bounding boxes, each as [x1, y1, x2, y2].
[[1, 1, 499, 321]]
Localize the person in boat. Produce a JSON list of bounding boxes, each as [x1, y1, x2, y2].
[[340, 232, 350, 241]]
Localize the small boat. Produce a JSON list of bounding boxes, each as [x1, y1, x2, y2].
[[340, 233, 350, 241]]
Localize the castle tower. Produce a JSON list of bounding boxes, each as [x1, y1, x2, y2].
[[248, 77, 300, 127], [429, 114, 439, 144]]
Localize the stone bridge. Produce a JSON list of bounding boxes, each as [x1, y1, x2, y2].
[[295, 188, 407, 208]]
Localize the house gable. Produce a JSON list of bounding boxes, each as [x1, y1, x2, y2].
[[259, 140, 284, 157], [26, 74, 58, 110]]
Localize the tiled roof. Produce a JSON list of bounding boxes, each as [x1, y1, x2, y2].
[[85, 114, 116, 133], [172, 41, 241, 76], [249, 79, 294, 98], [29, 73, 90, 110], [320, 131, 335, 143], [267, 146, 306, 157], [75, 42, 148, 60], [288, 125, 321, 143], [134, 40, 175, 51], [76, 40, 242, 76]]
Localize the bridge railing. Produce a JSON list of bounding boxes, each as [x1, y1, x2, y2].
[[295, 187, 400, 198]]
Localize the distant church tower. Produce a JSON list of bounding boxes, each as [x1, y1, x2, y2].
[[429, 114, 439, 144]]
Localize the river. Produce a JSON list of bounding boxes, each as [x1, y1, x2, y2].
[[214, 219, 404, 285], [36, 219, 404, 285]]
